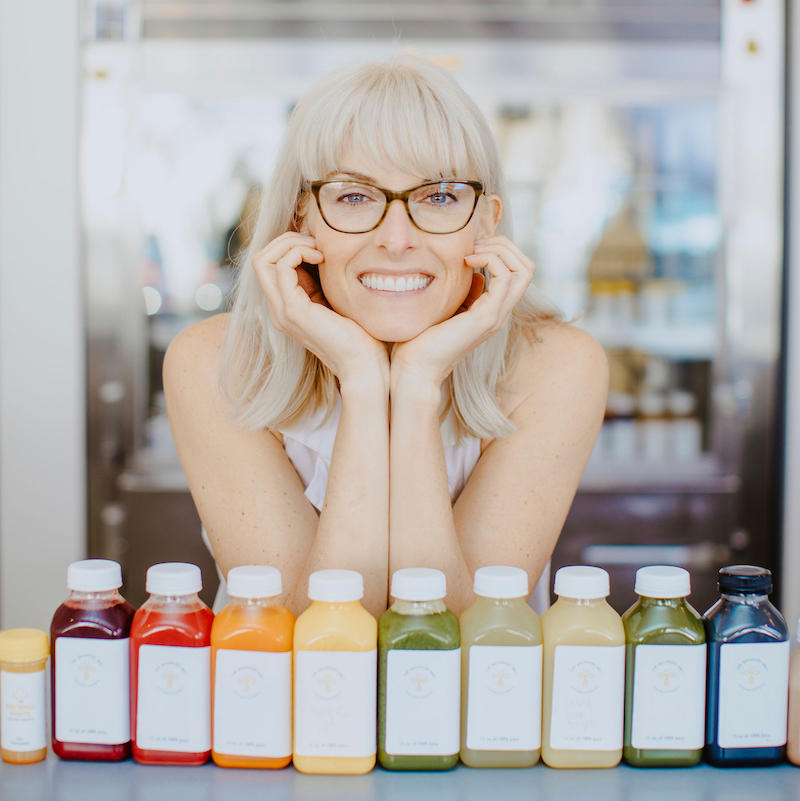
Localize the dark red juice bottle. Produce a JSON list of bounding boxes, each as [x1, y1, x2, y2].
[[51, 559, 136, 761], [131, 562, 214, 765]]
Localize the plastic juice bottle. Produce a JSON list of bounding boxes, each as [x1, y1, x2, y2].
[[50, 559, 135, 761], [0, 629, 49, 764], [293, 569, 377, 775], [378, 568, 461, 771], [704, 565, 789, 767], [622, 566, 706, 767], [541, 566, 625, 768], [211, 565, 294, 769], [130, 562, 214, 765], [787, 617, 800, 765], [460, 566, 542, 768]]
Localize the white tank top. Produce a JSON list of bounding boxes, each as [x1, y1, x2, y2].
[[204, 393, 550, 613]]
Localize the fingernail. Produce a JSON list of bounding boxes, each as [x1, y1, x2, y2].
[[474, 239, 485, 245]]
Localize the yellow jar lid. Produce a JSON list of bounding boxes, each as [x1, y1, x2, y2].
[[0, 628, 49, 663]]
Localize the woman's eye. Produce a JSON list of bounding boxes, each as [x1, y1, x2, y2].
[[337, 193, 374, 205], [425, 192, 456, 205]]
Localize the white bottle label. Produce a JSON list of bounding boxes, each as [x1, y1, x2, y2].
[[294, 649, 377, 758], [1, 669, 47, 752], [466, 644, 542, 752], [136, 644, 211, 753], [549, 644, 625, 751], [55, 636, 130, 745], [717, 640, 790, 749], [631, 644, 706, 750], [384, 648, 461, 756], [213, 648, 291, 758]]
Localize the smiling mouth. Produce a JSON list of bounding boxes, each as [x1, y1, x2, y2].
[[358, 273, 433, 292]]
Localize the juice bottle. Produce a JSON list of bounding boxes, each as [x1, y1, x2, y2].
[[541, 566, 625, 768], [787, 617, 800, 765], [51, 559, 135, 761], [379, 568, 461, 771], [704, 565, 789, 766], [459, 566, 542, 768], [130, 562, 214, 765], [211, 565, 294, 769], [293, 569, 377, 774], [622, 566, 706, 767], [0, 629, 49, 764]]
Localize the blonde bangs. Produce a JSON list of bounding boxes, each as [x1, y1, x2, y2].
[[292, 60, 493, 193]]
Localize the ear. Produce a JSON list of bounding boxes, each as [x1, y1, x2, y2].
[[476, 194, 502, 239]]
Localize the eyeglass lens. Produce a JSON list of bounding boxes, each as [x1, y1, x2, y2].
[[317, 182, 477, 234]]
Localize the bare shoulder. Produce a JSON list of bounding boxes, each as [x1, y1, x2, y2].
[[501, 321, 609, 417], [164, 313, 229, 377]]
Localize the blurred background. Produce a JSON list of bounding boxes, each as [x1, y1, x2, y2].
[[3, 0, 800, 627]]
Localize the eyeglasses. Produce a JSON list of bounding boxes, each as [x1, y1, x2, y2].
[[309, 180, 484, 235]]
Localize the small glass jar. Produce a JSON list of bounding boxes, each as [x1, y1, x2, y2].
[[0, 628, 50, 764]]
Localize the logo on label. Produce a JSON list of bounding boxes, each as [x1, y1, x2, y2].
[[648, 659, 683, 694], [568, 660, 600, 694], [155, 661, 186, 694], [11, 687, 28, 704], [735, 658, 768, 691], [404, 666, 435, 699], [73, 654, 103, 687], [311, 667, 344, 700], [230, 666, 263, 699], [483, 661, 517, 695]]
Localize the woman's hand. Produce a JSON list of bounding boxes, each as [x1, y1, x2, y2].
[[390, 235, 535, 395], [253, 232, 389, 392]]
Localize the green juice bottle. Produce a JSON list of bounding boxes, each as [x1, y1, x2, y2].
[[378, 568, 461, 771], [622, 566, 706, 767], [460, 566, 542, 768]]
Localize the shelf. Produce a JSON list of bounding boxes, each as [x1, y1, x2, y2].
[[580, 454, 738, 493], [577, 319, 716, 360]]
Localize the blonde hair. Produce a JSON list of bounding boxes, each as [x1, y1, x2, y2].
[[223, 56, 560, 441]]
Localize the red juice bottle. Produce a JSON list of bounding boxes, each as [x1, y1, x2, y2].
[[50, 559, 135, 761], [130, 562, 213, 765]]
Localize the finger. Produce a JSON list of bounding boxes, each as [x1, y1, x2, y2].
[[471, 241, 532, 276], [456, 272, 485, 314], [476, 235, 533, 269], [296, 265, 330, 307], [273, 246, 324, 301], [252, 233, 318, 269]]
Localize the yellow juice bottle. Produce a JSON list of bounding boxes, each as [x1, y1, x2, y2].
[[293, 570, 377, 774], [211, 566, 294, 769], [541, 566, 625, 769]]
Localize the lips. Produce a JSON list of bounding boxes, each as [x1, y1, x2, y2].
[[358, 273, 433, 293]]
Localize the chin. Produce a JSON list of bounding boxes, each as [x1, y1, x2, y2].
[[360, 317, 431, 344]]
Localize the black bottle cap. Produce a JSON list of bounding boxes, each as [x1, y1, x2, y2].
[[718, 565, 772, 595]]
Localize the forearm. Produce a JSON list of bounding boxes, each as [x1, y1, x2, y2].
[[388, 375, 474, 615], [285, 375, 390, 618]]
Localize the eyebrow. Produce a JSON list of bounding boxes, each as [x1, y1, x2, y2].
[[333, 170, 436, 185]]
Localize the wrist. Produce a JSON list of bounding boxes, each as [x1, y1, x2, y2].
[[389, 367, 442, 409], [339, 369, 390, 405]]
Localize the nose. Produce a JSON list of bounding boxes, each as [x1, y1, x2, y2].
[[372, 198, 419, 255]]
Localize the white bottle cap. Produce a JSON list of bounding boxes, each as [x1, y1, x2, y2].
[[634, 565, 691, 598], [553, 566, 610, 599], [67, 559, 123, 592], [473, 566, 529, 599], [391, 568, 446, 602], [308, 569, 364, 602], [227, 565, 282, 599], [668, 390, 697, 417], [146, 562, 202, 596]]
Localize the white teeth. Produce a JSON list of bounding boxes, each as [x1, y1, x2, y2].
[[359, 274, 432, 292]]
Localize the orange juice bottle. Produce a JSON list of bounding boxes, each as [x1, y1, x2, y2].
[[293, 570, 377, 775], [211, 566, 294, 769]]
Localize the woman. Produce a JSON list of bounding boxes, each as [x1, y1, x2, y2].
[[163, 57, 608, 619]]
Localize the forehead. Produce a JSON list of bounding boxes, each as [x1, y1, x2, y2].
[[328, 148, 459, 187]]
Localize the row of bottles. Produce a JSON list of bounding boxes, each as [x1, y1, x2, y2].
[[0, 560, 795, 771]]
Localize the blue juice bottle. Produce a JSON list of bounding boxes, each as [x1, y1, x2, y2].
[[703, 565, 789, 766]]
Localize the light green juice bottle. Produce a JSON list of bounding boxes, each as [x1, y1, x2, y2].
[[460, 566, 542, 768], [622, 566, 706, 767]]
